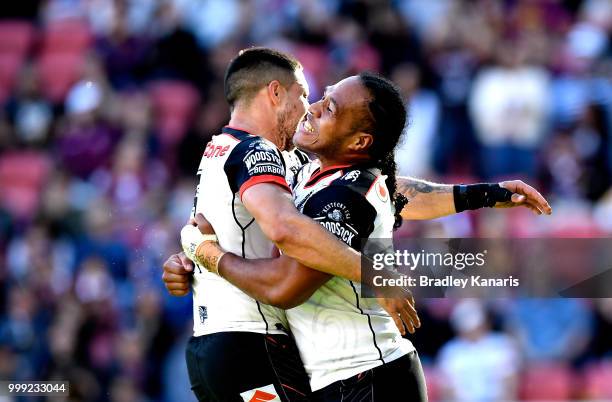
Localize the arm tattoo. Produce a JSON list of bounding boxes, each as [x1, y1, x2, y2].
[[397, 177, 452, 200]]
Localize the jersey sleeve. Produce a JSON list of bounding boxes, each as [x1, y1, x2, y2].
[[223, 137, 291, 200], [302, 186, 377, 251]]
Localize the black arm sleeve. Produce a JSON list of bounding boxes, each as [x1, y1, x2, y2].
[[223, 138, 290, 199]]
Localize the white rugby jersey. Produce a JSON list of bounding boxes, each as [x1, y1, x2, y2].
[[286, 163, 415, 391], [190, 126, 310, 337]]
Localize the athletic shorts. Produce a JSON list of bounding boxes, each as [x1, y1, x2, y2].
[[185, 332, 311, 401], [312, 350, 428, 402]]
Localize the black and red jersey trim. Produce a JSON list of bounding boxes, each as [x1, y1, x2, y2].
[[239, 174, 292, 200], [304, 164, 351, 188]]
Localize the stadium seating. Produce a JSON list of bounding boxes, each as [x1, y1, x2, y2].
[[520, 363, 574, 400], [0, 21, 35, 105], [0, 53, 24, 105], [37, 52, 85, 103], [583, 360, 612, 399], [41, 19, 92, 54], [0, 21, 35, 58], [0, 151, 51, 220], [149, 80, 200, 146]]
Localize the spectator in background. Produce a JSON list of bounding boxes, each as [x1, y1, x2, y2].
[[0, 1, 610, 401], [94, 2, 152, 90], [5, 64, 53, 147], [438, 299, 520, 402], [469, 37, 551, 180], [55, 81, 120, 179], [392, 63, 440, 178], [505, 299, 593, 362], [426, 1, 484, 177]]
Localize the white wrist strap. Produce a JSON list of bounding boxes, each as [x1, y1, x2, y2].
[[180, 224, 217, 263]]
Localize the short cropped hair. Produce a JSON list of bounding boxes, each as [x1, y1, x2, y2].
[[224, 47, 302, 109]]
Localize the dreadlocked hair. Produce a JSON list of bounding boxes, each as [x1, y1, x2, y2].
[[358, 72, 408, 229]]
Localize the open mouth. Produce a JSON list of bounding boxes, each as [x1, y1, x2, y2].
[[298, 113, 319, 146], [301, 114, 315, 134]]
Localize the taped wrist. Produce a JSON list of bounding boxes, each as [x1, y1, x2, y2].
[[453, 183, 513, 212], [195, 242, 226, 276], [180, 225, 217, 262]]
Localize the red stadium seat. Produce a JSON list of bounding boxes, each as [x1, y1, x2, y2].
[[37, 52, 84, 103], [0, 53, 24, 105], [0, 21, 35, 58], [520, 363, 574, 400], [0, 151, 51, 220], [42, 19, 92, 54], [149, 80, 200, 146], [583, 360, 612, 399]]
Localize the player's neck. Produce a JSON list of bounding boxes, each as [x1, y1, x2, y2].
[[228, 109, 280, 148]]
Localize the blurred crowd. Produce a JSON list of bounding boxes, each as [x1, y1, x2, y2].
[[0, 0, 611, 401]]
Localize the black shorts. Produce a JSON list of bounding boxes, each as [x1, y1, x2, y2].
[[312, 350, 428, 402], [185, 332, 311, 402]]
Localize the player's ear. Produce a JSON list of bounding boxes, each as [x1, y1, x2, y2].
[[267, 80, 285, 106], [348, 132, 373, 152]]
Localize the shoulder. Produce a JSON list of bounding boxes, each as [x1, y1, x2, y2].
[[231, 135, 280, 155], [332, 167, 377, 194], [332, 167, 390, 205], [225, 136, 284, 168]]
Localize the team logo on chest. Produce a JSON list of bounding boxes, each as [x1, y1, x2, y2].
[[323, 202, 351, 222], [315, 202, 357, 245]]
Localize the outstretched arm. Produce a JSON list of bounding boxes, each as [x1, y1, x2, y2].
[[397, 177, 454, 220], [397, 177, 552, 220]]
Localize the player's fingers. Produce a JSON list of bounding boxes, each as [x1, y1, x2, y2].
[[518, 199, 541, 214], [178, 252, 194, 272], [162, 271, 190, 283], [168, 288, 189, 297], [195, 213, 215, 235], [165, 280, 189, 289], [511, 193, 526, 203], [524, 199, 545, 215], [402, 302, 421, 329], [514, 183, 552, 214], [163, 254, 189, 274], [165, 286, 190, 297], [391, 312, 406, 336], [399, 308, 415, 334]]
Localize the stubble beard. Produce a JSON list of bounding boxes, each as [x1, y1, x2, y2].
[[275, 108, 298, 152]]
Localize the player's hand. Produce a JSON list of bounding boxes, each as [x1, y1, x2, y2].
[[496, 180, 552, 215], [162, 252, 193, 297], [192, 213, 216, 235], [377, 292, 420, 336]]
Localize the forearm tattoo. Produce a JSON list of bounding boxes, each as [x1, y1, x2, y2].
[[397, 178, 452, 200]]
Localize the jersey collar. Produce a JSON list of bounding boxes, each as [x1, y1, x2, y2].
[[222, 126, 253, 141], [304, 164, 352, 188]]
